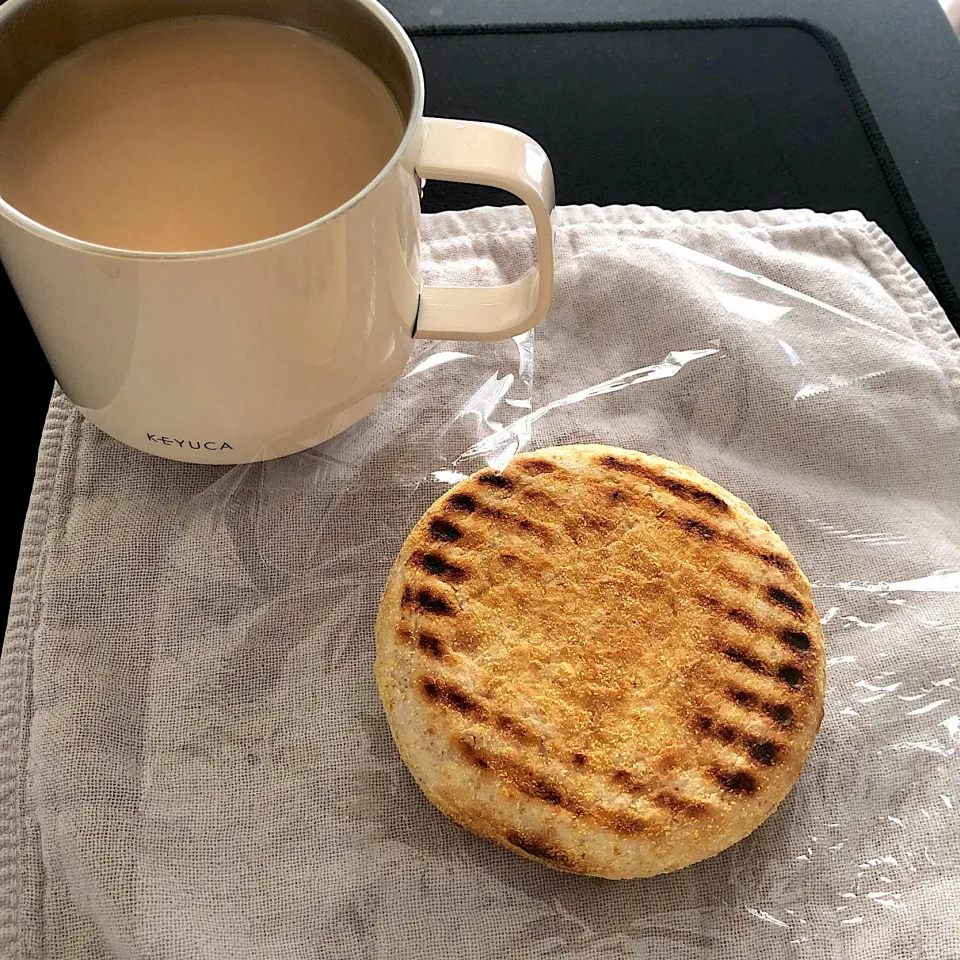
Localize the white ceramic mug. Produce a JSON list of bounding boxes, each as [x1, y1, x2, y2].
[[0, 0, 554, 464]]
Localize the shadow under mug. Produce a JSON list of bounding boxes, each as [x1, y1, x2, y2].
[[0, 0, 555, 464]]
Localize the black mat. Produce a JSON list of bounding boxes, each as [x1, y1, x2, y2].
[[413, 20, 960, 326]]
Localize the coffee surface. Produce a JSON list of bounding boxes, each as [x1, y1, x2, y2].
[[0, 16, 405, 251]]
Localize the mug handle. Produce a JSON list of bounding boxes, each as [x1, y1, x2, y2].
[[413, 117, 555, 341]]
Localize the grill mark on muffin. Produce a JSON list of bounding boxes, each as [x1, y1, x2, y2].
[[499, 552, 521, 567], [652, 790, 709, 817], [402, 586, 457, 617], [767, 586, 807, 618], [593, 809, 654, 836], [457, 738, 651, 835], [571, 512, 615, 540], [711, 768, 758, 795], [477, 470, 513, 490], [694, 715, 787, 770], [761, 552, 795, 574], [456, 739, 571, 808], [747, 740, 780, 766], [447, 493, 477, 513], [471, 502, 556, 545], [505, 831, 578, 870], [696, 596, 758, 630], [653, 748, 682, 774], [780, 629, 811, 652], [520, 487, 563, 511], [458, 738, 490, 768], [416, 632, 445, 657], [718, 643, 811, 702], [610, 769, 648, 795], [712, 533, 799, 575], [428, 519, 462, 542], [420, 678, 482, 718], [721, 646, 769, 675], [730, 688, 796, 729], [418, 680, 538, 745], [528, 778, 563, 805], [719, 569, 752, 590], [726, 607, 758, 629], [598, 454, 731, 514], [494, 714, 538, 745], [678, 517, 719, 540], [410, 551, 468, 584], [767, 702, 795, 726], [662, 480, 730, 514], [777, 665, 805, 688], [652, 504, 802, 585], [607, 487, 633, 505], [695, 716, 737, 744], [517, 458, 557, 475]]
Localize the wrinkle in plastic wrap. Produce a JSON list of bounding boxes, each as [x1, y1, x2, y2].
[[11, 212, 960, 960]]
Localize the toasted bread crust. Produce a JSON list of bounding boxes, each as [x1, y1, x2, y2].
[[376, 445, 825, 879]]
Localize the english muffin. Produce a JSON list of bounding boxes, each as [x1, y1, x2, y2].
[[375, 445, 825, 879]]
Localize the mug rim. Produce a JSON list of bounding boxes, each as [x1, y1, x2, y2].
[[0, 0, 425, 262]]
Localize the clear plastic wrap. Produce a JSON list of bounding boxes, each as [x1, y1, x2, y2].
[[7, 208, 960, 959]]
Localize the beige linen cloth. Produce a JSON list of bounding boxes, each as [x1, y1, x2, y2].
[[2, 206, 959, 960]]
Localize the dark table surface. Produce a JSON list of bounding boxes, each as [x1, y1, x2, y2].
[[4, 0, 960, 619], [389, 0, 960, 286]]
